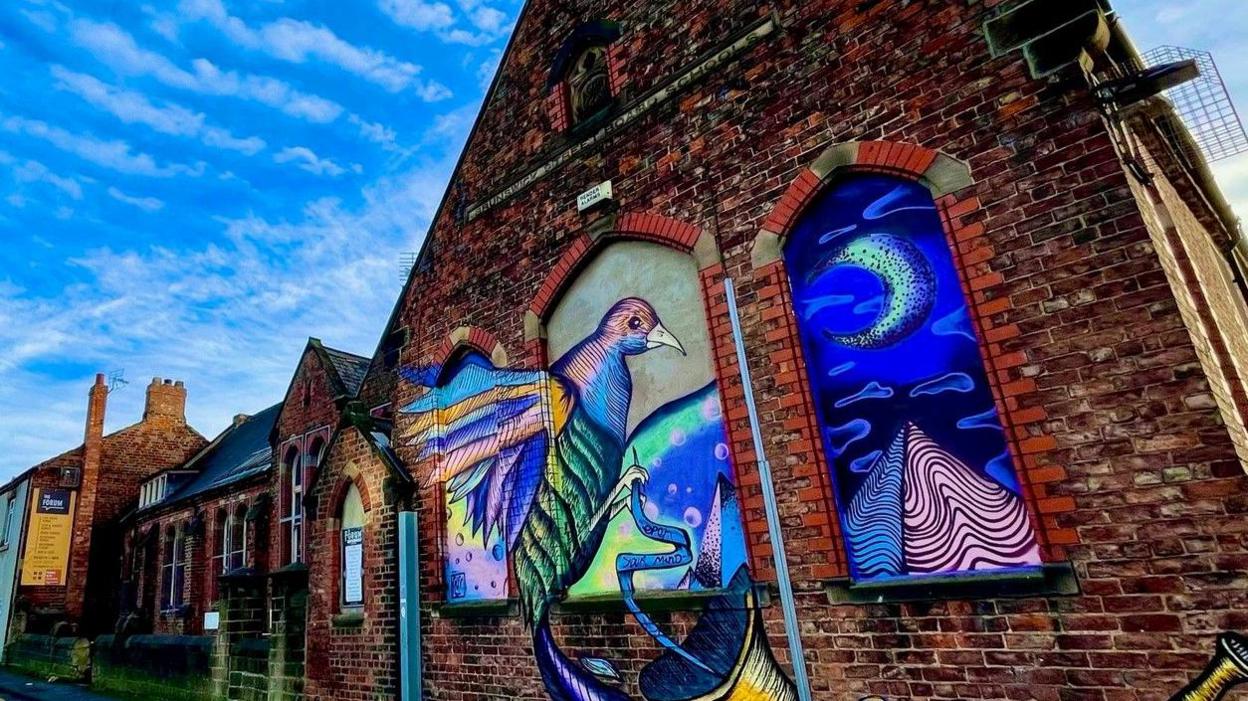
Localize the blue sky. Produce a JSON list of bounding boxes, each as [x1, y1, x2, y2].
[[0, 0, 1243, 480]]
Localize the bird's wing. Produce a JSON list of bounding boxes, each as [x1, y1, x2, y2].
[[400, 364, 575, 548]]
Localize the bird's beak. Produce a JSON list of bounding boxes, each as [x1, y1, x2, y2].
[[646, 323, 686, 355]]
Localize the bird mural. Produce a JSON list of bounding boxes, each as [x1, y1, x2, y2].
[[402, 298, 687, 701]]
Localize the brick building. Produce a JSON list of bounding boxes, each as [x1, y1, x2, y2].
[[7, 0, 1248, 699], [3, 374, 206, 638], [364, 0, 1248, 699]]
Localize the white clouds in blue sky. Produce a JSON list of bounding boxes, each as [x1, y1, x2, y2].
[[0, 0, 515, 476], [0, 0, 1243, 480]]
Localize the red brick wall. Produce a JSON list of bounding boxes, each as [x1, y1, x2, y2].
[[17, 377, 205, 634], [382, 0, 1248, 699], [129, 483, 267, 637], [271, 347, 342, 568], [303, 427, 403, 701]]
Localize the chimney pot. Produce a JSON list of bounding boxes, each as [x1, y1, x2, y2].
[[144, 377, 187, 424]]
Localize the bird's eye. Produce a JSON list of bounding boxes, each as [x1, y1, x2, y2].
[[628, 316, 642, 330]]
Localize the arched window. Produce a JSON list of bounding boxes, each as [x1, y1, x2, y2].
[[161, 523, 187, 610], [436, 350, 510, 603], [543, 240, 747, 598], [340, 484, 365, 609], [223, 504, 246, 573], [280, 445, 303, 565], [783, 173, 1041, 582], [567, 45, 609, 124], [211, 507, 227, 600], [307, 437, 327, 472]]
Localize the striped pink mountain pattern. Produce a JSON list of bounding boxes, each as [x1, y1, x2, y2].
[[846, 422, 1041, 578]]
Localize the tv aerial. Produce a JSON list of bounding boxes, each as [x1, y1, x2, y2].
[[107, 369, 129, 394]]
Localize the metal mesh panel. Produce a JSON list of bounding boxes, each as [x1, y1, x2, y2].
[[1143, 46, 1248, 162]]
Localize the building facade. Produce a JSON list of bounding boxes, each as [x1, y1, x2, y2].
[[6, 0, 1248, 699], [1, 374, 207, 641], [375, 0, 1248, 699]]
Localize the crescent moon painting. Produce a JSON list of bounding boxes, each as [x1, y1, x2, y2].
[[807, 233, 936, 350], [784, 173, 1041, 583]]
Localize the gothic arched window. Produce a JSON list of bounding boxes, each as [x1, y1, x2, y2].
[[784, 173, 1042, 582], [567, 45, 610, 125]]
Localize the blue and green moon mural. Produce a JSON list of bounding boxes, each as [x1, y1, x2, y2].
[[784, 173, 1041, 583]]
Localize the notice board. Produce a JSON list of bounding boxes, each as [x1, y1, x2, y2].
[[20, 488, 75, 586]]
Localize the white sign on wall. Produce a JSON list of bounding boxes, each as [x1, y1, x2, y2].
[[203, 611, 220, 631], [576, 181, 613, 212], [342, 527, 364, 606]]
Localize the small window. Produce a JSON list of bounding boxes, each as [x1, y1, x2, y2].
[[0, 495, 15, 549], [162, 524, 187, 611], [568, 45, 610, 125], [280, 446, 303, 565], [340, 484, 365, 609], [222, 505, 246, 573]]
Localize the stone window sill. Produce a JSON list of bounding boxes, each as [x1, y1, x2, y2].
[[434, 585, 771, 619], [332, 611, 366, 628], [434, 598, 517, 619], [823, 563, 1078, 605]]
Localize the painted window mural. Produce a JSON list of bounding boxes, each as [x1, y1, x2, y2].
[[544, 241, 747, 598], [784, 173, 1042, 583], [402, 241, 794, 701], [435, 350, 512, 604]]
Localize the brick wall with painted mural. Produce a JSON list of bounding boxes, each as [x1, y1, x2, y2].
[[380, 0, 1248, 699]]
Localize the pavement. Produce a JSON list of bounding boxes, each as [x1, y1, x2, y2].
[[0, 669, 119, 700]]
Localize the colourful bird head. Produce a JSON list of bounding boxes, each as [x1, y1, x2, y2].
[[596, 297, 686, 357]]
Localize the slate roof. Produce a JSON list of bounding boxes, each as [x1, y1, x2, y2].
[[320, 344, 371, 397], [153, 402, 283, 510]]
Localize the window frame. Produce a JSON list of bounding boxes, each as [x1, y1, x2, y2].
[[0, 494, 15, 550], [161, 523, 187, 611], [339, 483, 365, 611], [221, 505, 247, 574], [279, 445, 303, 565]]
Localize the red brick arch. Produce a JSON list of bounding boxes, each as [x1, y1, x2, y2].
[[428, 326, 509, 370], [327, 468, 373, 519], [527, 212, 705, 321], [751, 139, 1078, 570]]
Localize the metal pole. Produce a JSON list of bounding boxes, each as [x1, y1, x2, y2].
[[723, 277, 813, 701], [398, 511, 422, 701]]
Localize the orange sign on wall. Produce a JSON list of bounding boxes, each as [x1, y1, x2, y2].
[[20, 488, 75, 587]]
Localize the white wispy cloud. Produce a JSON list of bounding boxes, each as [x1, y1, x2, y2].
[[178, 0, 451, 100], [1, 113, 205, 178], [379, 0, 455, 31], [349, 114, 400, 150], [0, 150, 460, 474], [274, 146, 350, 176], [51, 65, 267, 156], [378, 0, 511, 46], [12, 159, 84, 199], [69, 19, 345, 124], [107, 186, 166, 212]]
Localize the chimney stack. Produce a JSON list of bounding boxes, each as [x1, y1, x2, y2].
[[144, 377, 187, 425], [233, 413, 251, 427], [84, 373, 108, 457], [67, 373, 108, 622]]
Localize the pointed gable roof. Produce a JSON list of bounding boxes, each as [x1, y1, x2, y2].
[[307, 338, 370, 399]]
